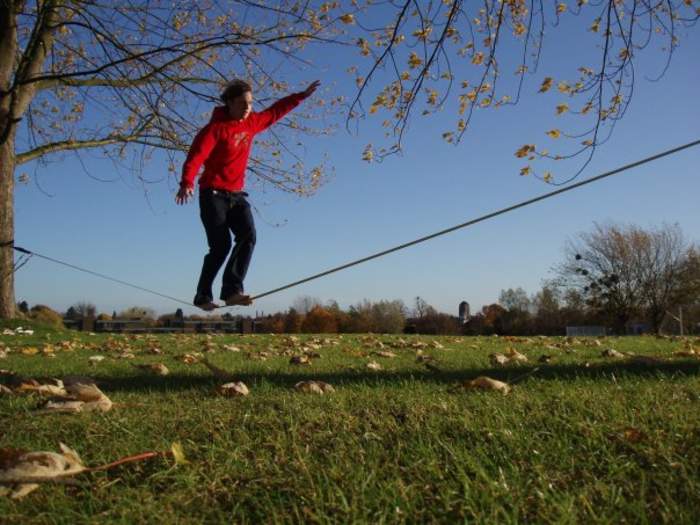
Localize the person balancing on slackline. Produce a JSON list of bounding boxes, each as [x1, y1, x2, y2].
[[176, 79, 320, 311]]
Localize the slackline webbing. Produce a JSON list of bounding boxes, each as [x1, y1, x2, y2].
[[6, 138, 699, 307], [8, 245, 192, 307], [248, 138, 700, 301]]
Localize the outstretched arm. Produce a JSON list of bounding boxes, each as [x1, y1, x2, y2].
[[253, 80, 320, 132]]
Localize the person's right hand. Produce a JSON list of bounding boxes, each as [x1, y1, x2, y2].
[[176, 186, 194, 205], [301, 80, 320, 99]]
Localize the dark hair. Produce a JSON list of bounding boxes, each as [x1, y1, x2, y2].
[[221, 80, 252, 103]]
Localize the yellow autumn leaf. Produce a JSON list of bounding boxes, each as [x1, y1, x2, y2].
[[171, 442, 189, 465], [520, 166, 531, 176], [556, 103, 569, 114], [557, 81, 570, 93], [514, 144, 536, 158], [557, 3, 567, 13], [427, 89, 439, 105], [412, 27, 432, 40], [408, 52, 423, 69], [357, 38, 370, 56], [339, 13, 355, 24], [538, 77, 553, 93], [543, 172, 553, 183], [590, 18, 600, 32], [546, 129, 561, 139], [471, 51, 484, 65]]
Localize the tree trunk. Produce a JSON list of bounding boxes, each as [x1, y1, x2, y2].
[[0, 125, 15, 319]]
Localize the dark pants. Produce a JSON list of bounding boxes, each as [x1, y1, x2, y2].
[[195, 188, 256, 304]]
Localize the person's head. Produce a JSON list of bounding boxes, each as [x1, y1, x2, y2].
[[221, 80, 253, 120]]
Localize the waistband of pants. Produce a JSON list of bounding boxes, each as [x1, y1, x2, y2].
[[202, 188, 248, 198]]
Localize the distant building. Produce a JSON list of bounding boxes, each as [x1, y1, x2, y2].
[[458, 301, 470, 324]]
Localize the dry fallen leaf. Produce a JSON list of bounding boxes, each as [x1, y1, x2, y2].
[[620, 427, 647, 444], [217, 381, 250, 397], [133, 363, 169, 376], [36, 399, 87, 413], [290, 355, 311, 365], [374, 350, 397, 358], [489, 353, 509, 366], [366, 361, 382, 371], [672, 349, 698, 358], [35, 377, 113, 414], [178, 353, 200, 364], [16, 380, 68, 397], [88, 355, 105, 365], [505, 347, 529, 363], [601, 348, 625, 358], [459, 376, 511, 395], [0, 443, 85, 499], [294, 380, 335, 395]]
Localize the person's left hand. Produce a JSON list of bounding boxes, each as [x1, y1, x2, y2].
[[176, 185, 194, 205], [301, 80, 320, 98]]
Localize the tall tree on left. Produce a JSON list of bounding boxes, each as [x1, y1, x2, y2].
[[0, 1, 339, 319]]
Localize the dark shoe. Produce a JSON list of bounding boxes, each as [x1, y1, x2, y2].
[[194, 293, 219, 311], [197, 302, 219, 311], [224, 293, 253, 306]]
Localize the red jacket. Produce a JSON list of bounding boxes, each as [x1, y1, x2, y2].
[[180, 92, 306, 192]]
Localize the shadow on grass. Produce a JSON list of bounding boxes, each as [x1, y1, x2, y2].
[[94, 360, 700, 393]]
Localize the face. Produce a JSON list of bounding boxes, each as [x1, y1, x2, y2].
[[226, 91, 253, 120]]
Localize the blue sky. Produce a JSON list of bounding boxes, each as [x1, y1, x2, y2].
[[13, 14, 700, 318]]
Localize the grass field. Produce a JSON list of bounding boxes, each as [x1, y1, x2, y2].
[[1, 320, 699, 524]]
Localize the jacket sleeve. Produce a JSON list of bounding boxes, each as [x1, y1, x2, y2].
[[252, 92, 307, 133], [181, 123, 219, 188]]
